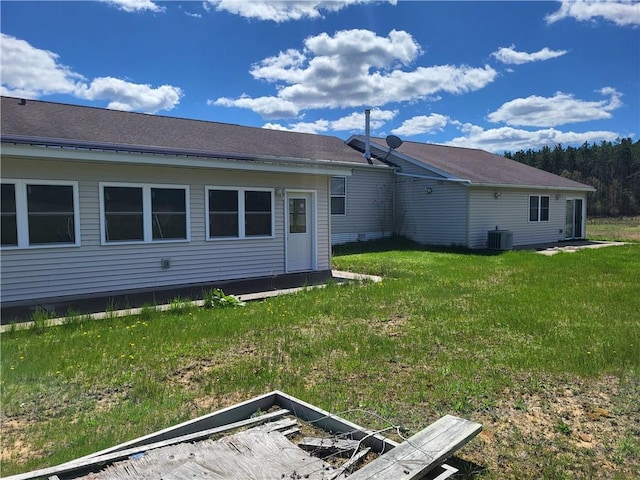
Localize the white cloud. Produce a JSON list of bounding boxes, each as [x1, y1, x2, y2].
[[264, 119, 331, 134], [545, 1, 640, 26], [215, 29, 497, 118], [445, 123, 619, 153], [211, 95, 300, 118], [0, 34, 85, 98], [330, 108, 398, 131], [391, 114, 449, 136], [75, 77, 183, 113], [262, 122, 293, 131], [491, 44, 568, 64], [488, 89, 622, 127], [263, 108, 397, 134], [0, 34, 182, 113], [101, 0, 165, 13], [206, 0, 396, 23]]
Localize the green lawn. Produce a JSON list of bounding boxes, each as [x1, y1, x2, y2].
[[587, 216, 640, 242], [2, 242, 639, 479]]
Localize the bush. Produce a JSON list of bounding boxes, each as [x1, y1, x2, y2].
[[203, 288, 245, 308]]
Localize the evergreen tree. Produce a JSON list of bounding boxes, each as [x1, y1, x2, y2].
[[504, 139, 640, 217]]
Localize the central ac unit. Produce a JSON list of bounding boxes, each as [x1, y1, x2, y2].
[[487, 230, 513, 250]]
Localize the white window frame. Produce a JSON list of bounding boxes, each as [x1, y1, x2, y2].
[[330, 176, 347, 216], [528, 195, 550, 223], [99, 182, 190, 245], [1, 179, 80, 250], [206, 186, 275, 240]]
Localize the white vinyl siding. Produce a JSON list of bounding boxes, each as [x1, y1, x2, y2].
[[395, 176, 468, 247], [1, 157, 331, 303], [330, 168, 394, 244], [467, 189, 582, 248], [0, 179, 80, 249]]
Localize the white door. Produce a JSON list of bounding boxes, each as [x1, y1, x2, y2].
[[286, 192, 314, 272]]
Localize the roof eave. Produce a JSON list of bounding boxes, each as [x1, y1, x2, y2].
[[1, 137, 355, 176], [472, 182, 596, 192], [347, 136, 459, 179]]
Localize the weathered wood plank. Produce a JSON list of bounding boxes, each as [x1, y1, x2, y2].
[[299, 436, 361, 457], [346, 415, 482, 480], [92, 429, 336, 480], [332, 447, 371, 479], [3, 410, 290, 480]]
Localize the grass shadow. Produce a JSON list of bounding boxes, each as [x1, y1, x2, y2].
[[332, 235, 505, 257], [447, 456, 487, 478]]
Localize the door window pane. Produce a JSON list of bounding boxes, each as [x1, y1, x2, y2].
[[209, 189, 239, 237], [1, 183, 18, 246], [289, 198, 307, 233], [104, 186, 143, 241], [152, 188, 186, 240], [27, 184, 75, 244]]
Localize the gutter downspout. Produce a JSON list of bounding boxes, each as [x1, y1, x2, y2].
[[394, 171, 472, 185]]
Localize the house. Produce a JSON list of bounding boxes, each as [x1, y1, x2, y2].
[[342, 133, 595, 249], [0, 96, 367, 305], [1, 96, 594, 306]]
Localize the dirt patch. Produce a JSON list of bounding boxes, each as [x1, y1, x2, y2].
[[464, 374, 640, 478], [0, 418, 42, 464]]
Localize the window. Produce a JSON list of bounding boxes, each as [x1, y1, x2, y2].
[[152, 188, 187, 240], [1, 180, 79, 248], [1, 183, 18, 246], [209, 189, 239, 237], [245, 190, 272, 236], [330, 177, 346, 215], [101, 183, 189, 244], [529, 195, 550, 222], [104, 186, 143, 241], [207, 187, 273, 239]]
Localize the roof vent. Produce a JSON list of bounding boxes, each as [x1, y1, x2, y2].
[[364, 109, 372, 164], [19, 98, 27, 106]]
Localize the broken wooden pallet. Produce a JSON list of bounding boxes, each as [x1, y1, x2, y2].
[[346, 414, 482, 480]]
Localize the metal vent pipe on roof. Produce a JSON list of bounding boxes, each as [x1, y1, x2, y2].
[[364, 108, 372, 164]]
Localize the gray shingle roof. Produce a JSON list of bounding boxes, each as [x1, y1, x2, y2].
[[0, 96, 374, 166], [362, 137, 594, 190], [1, 97, 595, 191]]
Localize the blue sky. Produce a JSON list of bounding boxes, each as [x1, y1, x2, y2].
[[1, 1, 638, 153]]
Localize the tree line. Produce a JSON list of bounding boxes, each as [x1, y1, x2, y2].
[[504, 138, 640, 217]]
